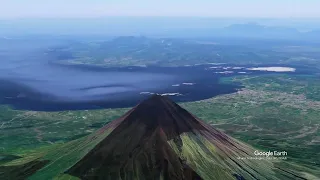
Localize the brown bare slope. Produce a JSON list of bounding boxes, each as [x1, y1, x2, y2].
[[67, 95, 203, 180], [65, 95, 309, 180], [6, 94, 311, 179]]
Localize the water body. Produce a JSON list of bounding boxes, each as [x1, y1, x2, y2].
[[1, 59, 315, 111], [0, 61, 242, 111], [0, 41, 316, 111]]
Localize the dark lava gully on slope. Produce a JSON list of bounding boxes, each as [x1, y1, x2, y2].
[[66, 95, 307, 180], [66, 95, 204, 180], [0, 95, 309, 179]]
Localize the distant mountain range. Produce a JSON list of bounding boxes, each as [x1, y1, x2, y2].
[[161, 23, 320, 41], [1, 18, 320, 41], [1, 95, 315, 179]]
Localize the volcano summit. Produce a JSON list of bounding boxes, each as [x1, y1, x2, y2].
[[0, 95, 312, 180]]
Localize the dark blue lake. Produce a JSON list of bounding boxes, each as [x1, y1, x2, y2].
[[1, 57, 312, 111]]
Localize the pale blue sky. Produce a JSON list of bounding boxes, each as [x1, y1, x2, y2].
[[1, 0, 320, 18]]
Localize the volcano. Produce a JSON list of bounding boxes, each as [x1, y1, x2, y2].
[[63, 95, 305, 180], [66, 95, 205, 180], [1, 95, 312, 180]]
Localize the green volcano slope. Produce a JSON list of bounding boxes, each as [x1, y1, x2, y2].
[[0, 95, 316, 180]]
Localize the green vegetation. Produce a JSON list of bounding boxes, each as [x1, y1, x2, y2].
[[0, 107, 128, 155], [49, 37, 320, 68], [230, 74, 320, 100], [1, 74, 320, 179], [2, 92, 319, 180], [183, 74, 320, 168]]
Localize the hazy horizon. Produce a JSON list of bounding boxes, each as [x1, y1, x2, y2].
[[2, 0, 320, 19], [1, 17, 320, 35]]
